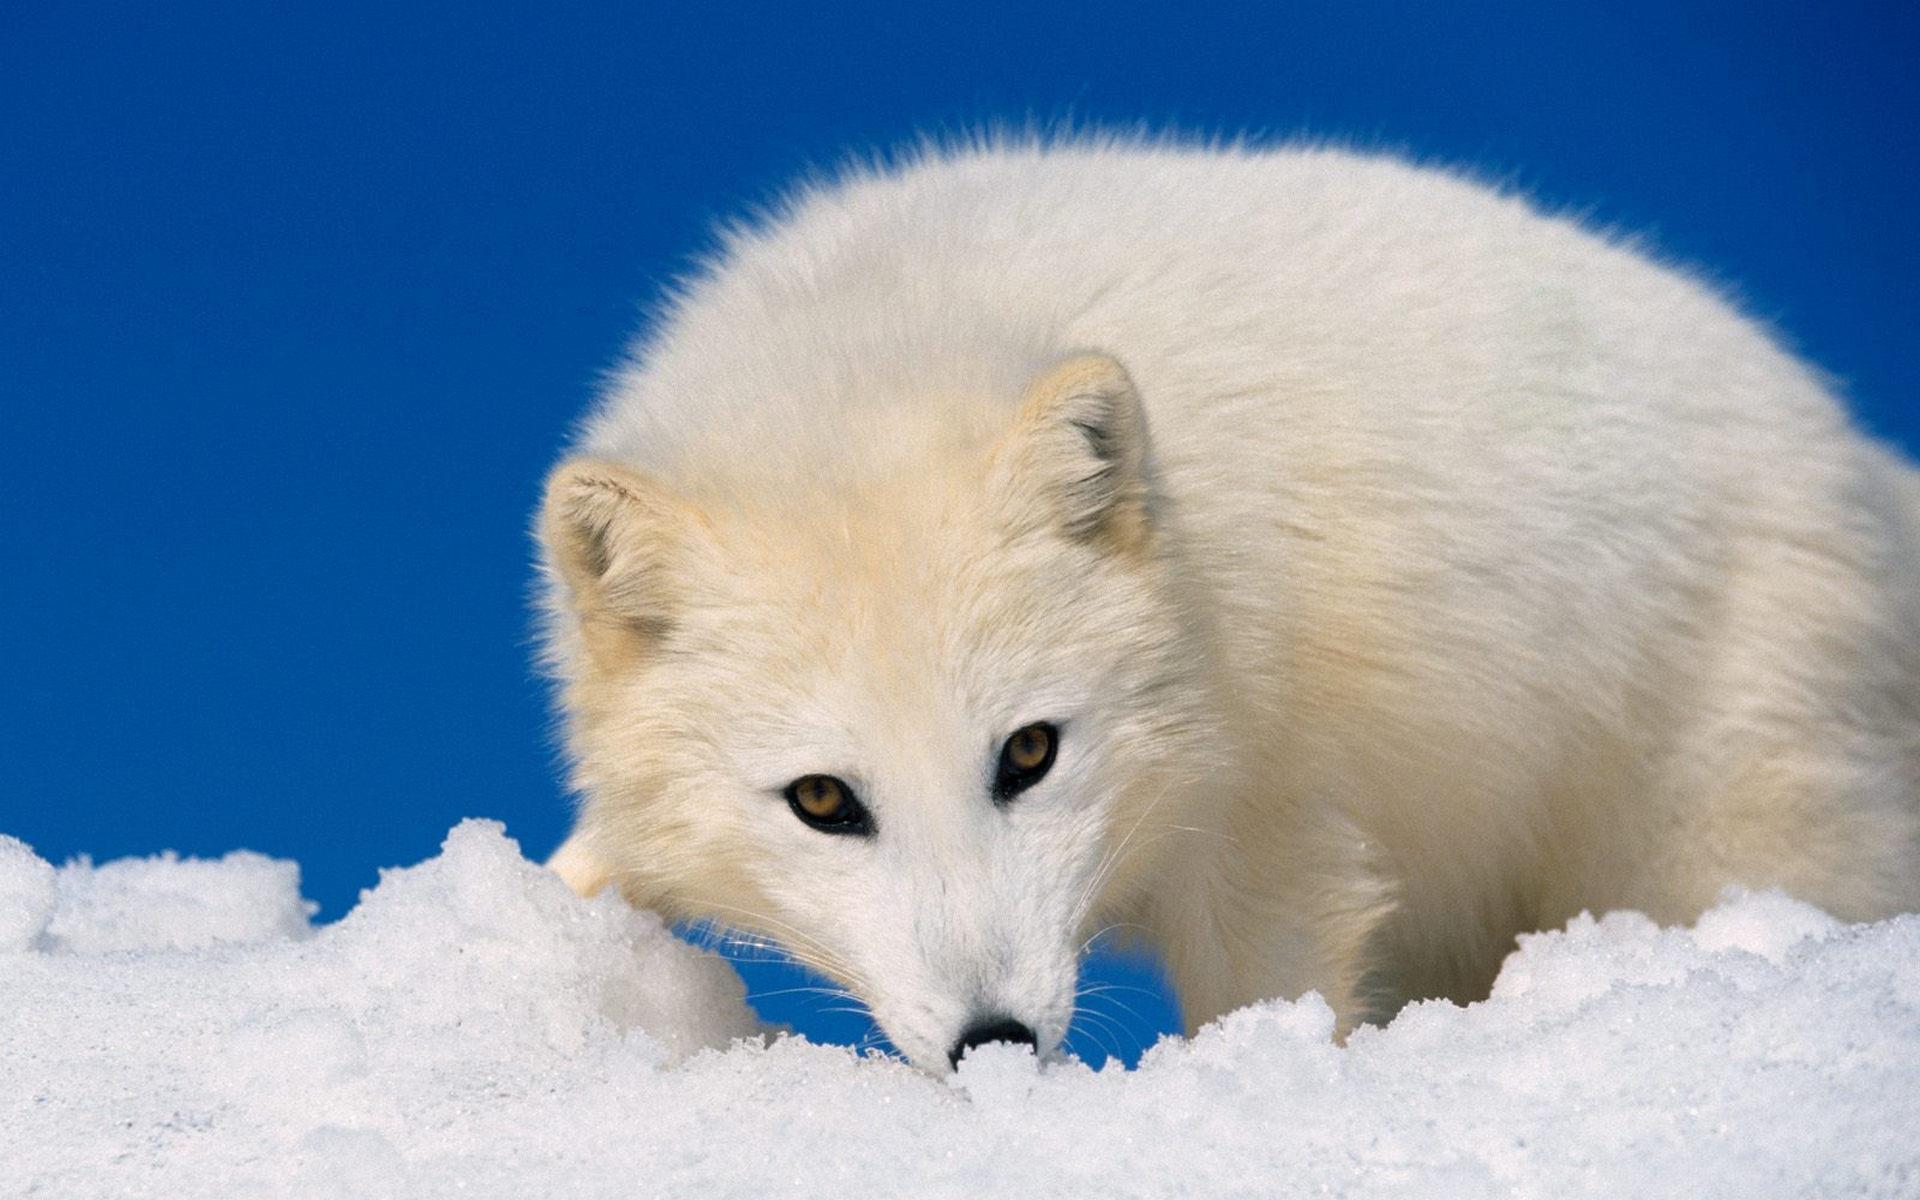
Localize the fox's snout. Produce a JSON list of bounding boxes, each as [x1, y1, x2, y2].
[[946, 1016, 1038, 1070]]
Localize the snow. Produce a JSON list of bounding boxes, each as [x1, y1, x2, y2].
[[3, 820, 1916, 1198]]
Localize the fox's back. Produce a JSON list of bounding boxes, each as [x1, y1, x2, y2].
[[581, 142, 1903, 764]]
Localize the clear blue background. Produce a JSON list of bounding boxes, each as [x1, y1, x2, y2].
[[4, 1, 1915, 1066]]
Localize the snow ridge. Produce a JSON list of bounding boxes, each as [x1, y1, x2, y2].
[[3, 821, 1914, 1198]]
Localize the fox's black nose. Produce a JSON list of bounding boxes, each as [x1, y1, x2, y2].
[[948, 1017, 1037, 1069]]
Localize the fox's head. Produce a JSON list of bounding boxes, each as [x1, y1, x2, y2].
[[537, 354, 1218, 1073]]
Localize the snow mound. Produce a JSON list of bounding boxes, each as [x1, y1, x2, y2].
[[3, 821, 1916, 1198], [42, 846, 316, 954]]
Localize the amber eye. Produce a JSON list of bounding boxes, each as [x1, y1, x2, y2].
[[993, 722, 1059, 801], [783, 774, 872, 835]]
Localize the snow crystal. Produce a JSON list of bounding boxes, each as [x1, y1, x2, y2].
[[3, 820, 1916, 1198]]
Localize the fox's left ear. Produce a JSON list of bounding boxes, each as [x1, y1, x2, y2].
[[989, 352, 1154, 551]]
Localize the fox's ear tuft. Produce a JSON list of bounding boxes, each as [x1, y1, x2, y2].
[[992, 352, 1154, 550], [541, 458, 691, 650]]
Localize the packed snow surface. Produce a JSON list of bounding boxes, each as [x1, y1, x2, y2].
[[3, 821, 1916, 1198]]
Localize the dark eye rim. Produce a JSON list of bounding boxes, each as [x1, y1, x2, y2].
[[993, 721, 1060, 803], [782, 774, 875, 836]]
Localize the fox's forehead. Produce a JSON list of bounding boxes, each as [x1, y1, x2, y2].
[[699, 472, 1009, 631], [670, 492, 1086, 739]]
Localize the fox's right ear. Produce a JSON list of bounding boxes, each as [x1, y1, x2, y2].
[[540, 458, 694, 653]]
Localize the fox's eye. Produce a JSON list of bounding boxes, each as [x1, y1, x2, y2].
[[994, 722, 1058, 801], [784, 774, 873, 835]]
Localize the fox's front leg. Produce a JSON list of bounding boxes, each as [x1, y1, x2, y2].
[[547, 832, 614, 898]]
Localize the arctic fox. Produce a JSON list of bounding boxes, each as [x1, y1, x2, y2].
[[539, 141, 1920, 1074]]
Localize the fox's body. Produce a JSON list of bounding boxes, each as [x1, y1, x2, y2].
[[541, 142, 1920, 1072]]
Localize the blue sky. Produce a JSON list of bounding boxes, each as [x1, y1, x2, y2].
[[4, 1, 1915, 1064]]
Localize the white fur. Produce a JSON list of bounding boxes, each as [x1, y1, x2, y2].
[[536, 139, 1920, 1073]]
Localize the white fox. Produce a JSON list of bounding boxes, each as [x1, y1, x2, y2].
[[538, 140, 1920, 1073]]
